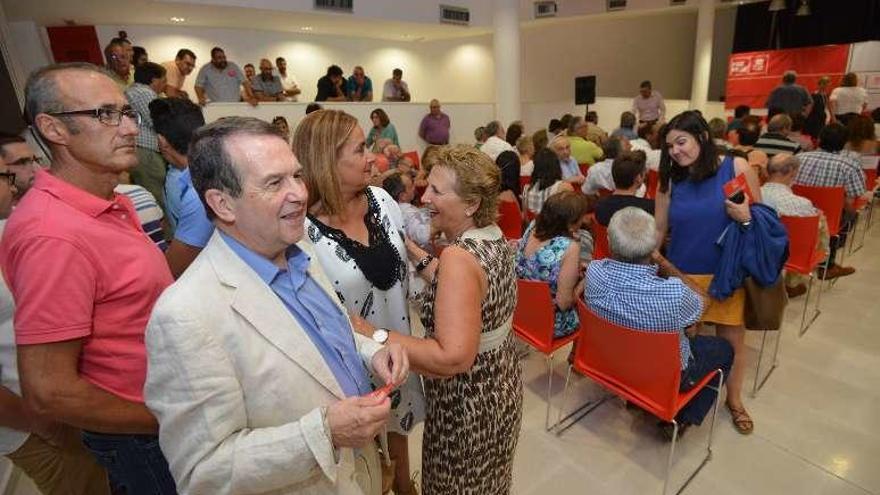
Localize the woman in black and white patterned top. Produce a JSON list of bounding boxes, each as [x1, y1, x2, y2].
[[293, 110, 424, 495]]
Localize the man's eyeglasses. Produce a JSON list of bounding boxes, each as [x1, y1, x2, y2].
[[0, 172, 16, 187], [48, 107, 142, 127], [9, 155, 46, 167]]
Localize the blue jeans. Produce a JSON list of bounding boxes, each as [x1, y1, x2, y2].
[[677, 335, 734, 426], [81, 431, 178, 495]]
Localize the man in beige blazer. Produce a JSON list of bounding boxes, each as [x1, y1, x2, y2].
[[144, 116, 408, 494]]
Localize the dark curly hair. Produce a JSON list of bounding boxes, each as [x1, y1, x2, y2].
[[658, 110, 720, 193]]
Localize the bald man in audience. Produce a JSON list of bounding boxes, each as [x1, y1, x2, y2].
[[551, 135, 586, 186], [418, 99, 450, 145], [755, 114, 802, 158], [251, 59, 285, 102]]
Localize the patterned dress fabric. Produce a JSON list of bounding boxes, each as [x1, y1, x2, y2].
[[416, 225, 523, 494], [515, 222, 579, 338], [305, 186, 425, 434]]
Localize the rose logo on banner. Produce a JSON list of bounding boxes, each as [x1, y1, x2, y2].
[[750, 54, 769, 75], [730, 56, 751, 77]]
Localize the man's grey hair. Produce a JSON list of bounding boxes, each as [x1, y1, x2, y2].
[[767, 113, 792, 133], [767, 153, 799, 177], [485, 120, 502, 138], [708, 118, 728, 139], [567, 116, 587, 135], [608, 207, 656, 264], [782, 70, 797, 84], [189, 116, 283, 220], [25, 62, 116, 138]]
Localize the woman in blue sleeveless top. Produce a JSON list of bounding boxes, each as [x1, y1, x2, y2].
[[654, 111, 762, 435]]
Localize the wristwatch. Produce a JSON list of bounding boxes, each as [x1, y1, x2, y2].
[[371, 328, 389, 345]]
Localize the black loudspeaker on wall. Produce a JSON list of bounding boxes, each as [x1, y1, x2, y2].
[[575, 76, 596, 106]]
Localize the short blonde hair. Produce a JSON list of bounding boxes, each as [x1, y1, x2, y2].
[[432, 144, 500, 228], [292, 109, 357, 216]]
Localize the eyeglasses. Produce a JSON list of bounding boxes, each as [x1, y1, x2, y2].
[[9, 155, 46, 167], [48, 106, 142, 127], [0, 172, 16, 187]]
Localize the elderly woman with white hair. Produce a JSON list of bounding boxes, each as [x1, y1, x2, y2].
[[584, 207, 734, 438]]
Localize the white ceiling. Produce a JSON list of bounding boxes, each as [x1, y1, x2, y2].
[[2, 0, 756, 42]]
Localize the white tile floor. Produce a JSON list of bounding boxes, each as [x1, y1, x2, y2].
[[7, 218, 880, 495]]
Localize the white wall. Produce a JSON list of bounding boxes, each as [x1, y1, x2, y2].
[[93, 24, 495, 104], [202, 101, 495, 154]]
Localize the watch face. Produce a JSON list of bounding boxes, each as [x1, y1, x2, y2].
[[373, 329, 389, 344]]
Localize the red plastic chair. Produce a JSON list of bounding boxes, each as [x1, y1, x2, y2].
[[646, 169, 659, 199], [498, 200, 523, 240], [578, 162, 590, 176], [401, 150, 420, 169], [558, 302, 723, 495], [781, 215, 826, 337], [513, 280, 581, 430], [791, 185, 844, 235], [591, 221, 610, 260]]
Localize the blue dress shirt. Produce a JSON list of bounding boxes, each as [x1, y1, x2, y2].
[[560, 157, 581, 180], [220, 232, 372, 397], [172, 168, 214, 248]]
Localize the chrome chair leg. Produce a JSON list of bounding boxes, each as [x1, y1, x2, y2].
[[544, 354, 554, 431], [751, 329, 781, 397]]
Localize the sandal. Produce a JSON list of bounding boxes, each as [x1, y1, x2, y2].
[[726, 403, 754, 435]]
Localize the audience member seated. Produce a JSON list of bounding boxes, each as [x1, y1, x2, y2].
[[366, 108, 399, 152], [243, 63, 255, 80], [765, 70, 812, 117], [481, 120, 516, 161], [829, 72, 868, 126], [495, 150, 521, 204], [250, 58, 285, 102], [582, 137, 630, 196], [517, 135, 535, 177], [794, 123, 870, 279], [525, 148, 575, 216], [729, 116, 769, 181], [551, 135, 586, 185], [637, 122, 662, 170], [506, 121, 524, 147], [547, 118, 565, 140], [760, 153, 830, 296], [151, 97, 210, 278], [419, 99, 450, 145], [568, 116, 605, 166], [316, 64, 347, 102], [474, 126, 488, 149], [161, 48, 196, 99], [195, 46, 256, 105], [727, 105, 751, 133], [585, 207, 733, 438], [383, 171, 432, 250], [560, 114, 574, 132], [709, 118, 731, 151], [611, 111, 639, 141], [275, 56, 301, 101], [346, 65, 373, 102], [382, 68, 411, 102], [584, 111, 608, 146], [516, 191, 591, 338], [788, 113, 815, 151], [271, 115, 291, 143], [594, 150, 655, 226], [532, 128, 549, 154], [843, 114, 878, 158], [755, 113, 802, 158], [305, 102, 322, 114]]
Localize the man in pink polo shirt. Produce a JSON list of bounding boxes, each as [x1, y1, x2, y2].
[[0, 62, 176, 494]]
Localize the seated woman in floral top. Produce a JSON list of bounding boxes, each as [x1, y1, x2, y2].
[[515, 191, 592, 337]]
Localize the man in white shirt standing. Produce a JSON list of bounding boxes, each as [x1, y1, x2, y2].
[[275, 57, 301, 102], [632, 80, 666, 126], [382, 68, 411, 102]]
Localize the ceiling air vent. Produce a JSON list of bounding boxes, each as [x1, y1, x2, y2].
[[534, 1, 558, 18], [314, 0, 353, 13], [607, 0, 627, 11], [439, 5, 470, 25]]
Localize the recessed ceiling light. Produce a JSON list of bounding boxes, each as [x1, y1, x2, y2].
[[300, 26, 313, 31], [170, 17, 185, 23]]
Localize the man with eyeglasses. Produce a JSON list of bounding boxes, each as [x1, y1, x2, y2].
[[0, 62, 176, 493], [0, 133, 41, 202]]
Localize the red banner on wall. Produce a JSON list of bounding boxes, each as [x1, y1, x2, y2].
[[725, 44, 850, 110]]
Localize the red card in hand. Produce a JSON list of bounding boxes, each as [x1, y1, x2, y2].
[[723, 174, 754, 205]]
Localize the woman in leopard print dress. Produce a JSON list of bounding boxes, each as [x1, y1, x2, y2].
[[359, 145, 523, 494]]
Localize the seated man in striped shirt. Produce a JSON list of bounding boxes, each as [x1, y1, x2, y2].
[[754, 113, 802, 158], [584, 207, 733, 439]]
